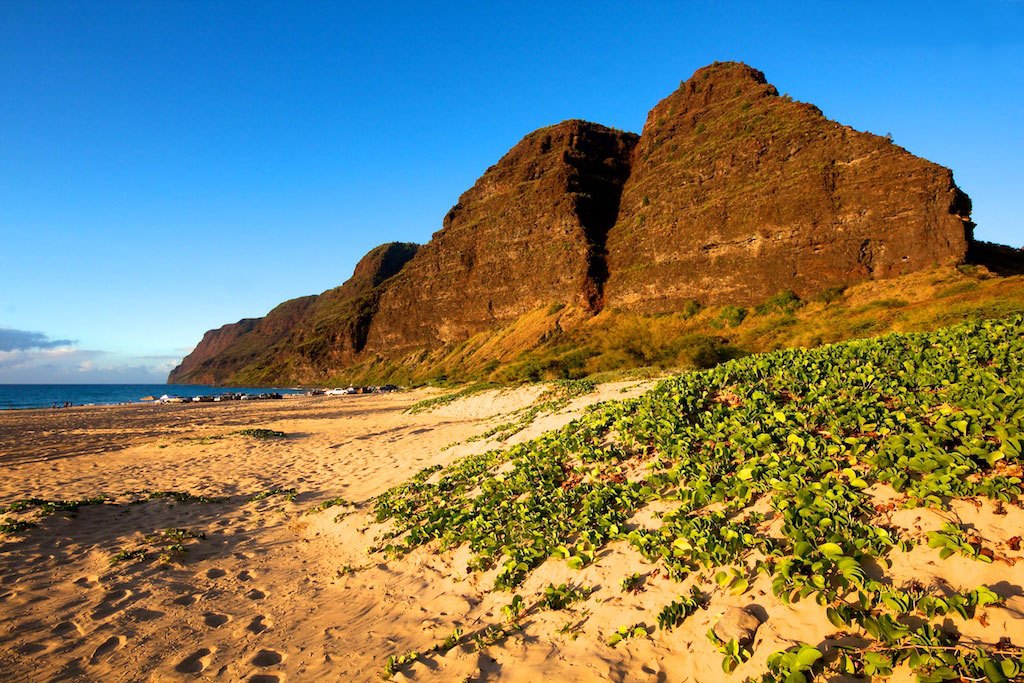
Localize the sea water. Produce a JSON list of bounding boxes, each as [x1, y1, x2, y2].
[[0, 384, 303, 410]]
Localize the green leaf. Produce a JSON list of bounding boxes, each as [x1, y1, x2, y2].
[[974, 585, 1001, 607], [983, 659, 1008, 683], [826, 607, 847, 628], [795, 645, 822, 668], [672, 537, 693, 552], [818, 542, 843, 558]]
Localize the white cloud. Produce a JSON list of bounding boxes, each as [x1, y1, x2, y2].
[[0, 345, 182, 384], [0, 346, 90, 369]]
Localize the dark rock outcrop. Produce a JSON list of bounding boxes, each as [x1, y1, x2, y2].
[[968, 241, 1024, 276], [289, 241, 420, 369], [604, 62, 973, 311]]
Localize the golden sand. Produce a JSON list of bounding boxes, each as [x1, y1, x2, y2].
[[0, 384, 1021, 682]]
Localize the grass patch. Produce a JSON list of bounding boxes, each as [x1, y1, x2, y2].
[[247, 487, 297, 503], [110, 527, 206, 567], [306, 497, 351, 516], [0, 519, 37, 534], [0, 496, 107, 516], [468, 379, 596, 443], [143, 491, 227, 504], [406, 382, 497, 414], [234, 428, 287, 439], [109, 548, 148, 565]]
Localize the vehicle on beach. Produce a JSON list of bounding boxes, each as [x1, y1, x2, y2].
[[153, 392, 284, 404], [321, 385, 401, 396]]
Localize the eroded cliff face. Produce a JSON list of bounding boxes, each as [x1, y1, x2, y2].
[[284, 241, 421, 373], [170, 62, 982, 385], [168, 242, 418, 384], [364, 120, 637, 356], [167, 300, 313, 385], [604, 62, 973, 311]]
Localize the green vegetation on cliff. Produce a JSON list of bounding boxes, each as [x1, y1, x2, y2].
[[305, 265, 1024, 387]]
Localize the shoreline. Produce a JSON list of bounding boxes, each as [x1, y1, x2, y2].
[[0, 388, 325, 413]]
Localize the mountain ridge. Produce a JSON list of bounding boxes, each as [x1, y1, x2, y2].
[[170, 61, 1008, 386]]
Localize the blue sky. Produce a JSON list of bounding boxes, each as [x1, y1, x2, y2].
[[1, 1, 1021, 383]]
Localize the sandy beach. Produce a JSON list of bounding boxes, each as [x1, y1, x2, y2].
[[2, 381, 1023, 683], [0, 383, 655, 681]]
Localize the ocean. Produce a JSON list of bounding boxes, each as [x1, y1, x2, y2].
[[0, 384, 304, 410]]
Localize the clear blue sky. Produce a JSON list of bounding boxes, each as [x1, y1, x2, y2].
[[1, 1, 1021, 383]]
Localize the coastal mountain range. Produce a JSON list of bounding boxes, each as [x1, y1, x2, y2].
[[169, 62, 1014, 386]]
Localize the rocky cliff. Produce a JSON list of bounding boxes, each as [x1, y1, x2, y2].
[[364, 120, 637, 356], [603, 62, 973, 311], [168, 242, 418, 384], [167, 297, 314, 385], [170, 61, 983, 386]]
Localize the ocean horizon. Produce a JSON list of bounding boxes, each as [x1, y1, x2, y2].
[[0, 384, 304, 410]]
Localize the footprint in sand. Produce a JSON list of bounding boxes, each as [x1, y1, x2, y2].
[[175, 647, 215, 674], [203, 612, 230, 628], [245, 588, 266, 601], [250, 649, 284, 667], [206, 568, 226, 579], [91, 589, 133, 620], [128, 607, 164, 622], [172, 594, 198, 606], [89, 635, 125, 664], [246, 675, 281, 683], [52, 621, 82, 637], [237, 570, 252, 582], [17, 641, 49, 655], [245, 615, 271, 634]]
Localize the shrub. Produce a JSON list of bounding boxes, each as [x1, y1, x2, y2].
[[866, 298, 909, 310], [234, 428, 286, 439], [717, 306, 747, 328], [677, 335, 746, 369], [815, 286, 846, 304], [755, 290, 802, 315], [678, 299, 701, 319]]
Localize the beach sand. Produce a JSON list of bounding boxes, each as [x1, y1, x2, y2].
[[1, 383, 1022, 682]]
